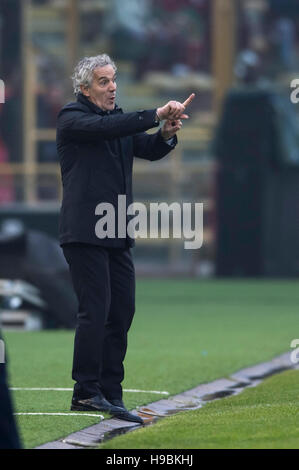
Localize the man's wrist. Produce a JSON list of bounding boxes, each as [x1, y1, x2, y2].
[[161, 130, 175, 143], [155, 109, 162, 122], [160, 129, 168, 140]]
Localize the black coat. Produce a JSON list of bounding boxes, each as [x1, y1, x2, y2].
[[56, 93, 177, 248]]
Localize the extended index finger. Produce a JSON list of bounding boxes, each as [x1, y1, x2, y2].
[[183, 93, 195, 108]]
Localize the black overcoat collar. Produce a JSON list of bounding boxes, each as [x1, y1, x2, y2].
[[77, 93, 122, 115]]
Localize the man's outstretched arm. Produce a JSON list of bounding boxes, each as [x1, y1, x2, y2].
[[133, 128, 178, 162], [57, 107, 160, 142], [57, 94, 195, 143]]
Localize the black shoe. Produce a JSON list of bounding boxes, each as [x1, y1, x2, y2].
[[108, 398, 144, 425], [71, 393, 124, 414]]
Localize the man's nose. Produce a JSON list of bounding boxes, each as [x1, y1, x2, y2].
[[109, 81, 117, 91]]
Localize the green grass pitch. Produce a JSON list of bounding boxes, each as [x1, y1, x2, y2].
[[100, 370, 299, 449], [3, 279, 299, 448]]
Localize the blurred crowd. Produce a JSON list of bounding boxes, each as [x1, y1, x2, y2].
[[0, 0, 299, 202], [107, 0, 210, 78]]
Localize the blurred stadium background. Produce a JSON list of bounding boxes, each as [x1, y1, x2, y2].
[[0, 0, 299, 330], [1, 0, 299, 450]]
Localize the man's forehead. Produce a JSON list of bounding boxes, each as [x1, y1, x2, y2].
[[93, 65, 116, 78]]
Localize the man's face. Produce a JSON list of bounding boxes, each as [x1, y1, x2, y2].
[[81, 65, 117, 111]]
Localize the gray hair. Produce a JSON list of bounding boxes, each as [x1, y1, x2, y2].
[[72, 54, 117, 96]]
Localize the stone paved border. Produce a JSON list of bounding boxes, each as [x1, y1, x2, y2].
[[36, 351, 298, 449]]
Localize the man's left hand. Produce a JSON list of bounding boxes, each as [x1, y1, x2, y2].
[[161, 119, 182, 141]]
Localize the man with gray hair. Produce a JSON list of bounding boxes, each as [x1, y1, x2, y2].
[[56, 54, 194, 424]]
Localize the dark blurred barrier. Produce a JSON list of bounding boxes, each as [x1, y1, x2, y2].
[[0, 213, 77, 328], [0, 205, 59, 239], [214, 87, 299, 277]]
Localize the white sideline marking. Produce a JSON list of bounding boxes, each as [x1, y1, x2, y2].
[[14, 412, 104, 418], [10, 387, 169, 395], [125, 389, 169, 395], [11, 388, 73, 391]]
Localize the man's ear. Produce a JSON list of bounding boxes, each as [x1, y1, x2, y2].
[[80, 84, 90, 97]]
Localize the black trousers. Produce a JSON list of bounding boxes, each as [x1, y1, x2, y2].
[[62, 243, 135, 400]]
